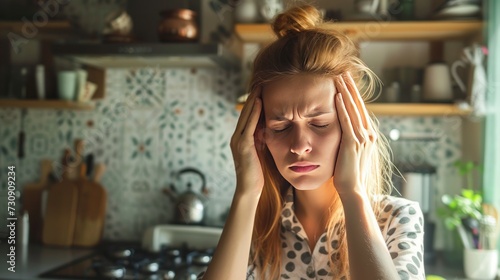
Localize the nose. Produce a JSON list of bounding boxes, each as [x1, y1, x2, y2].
[[289, 127, 312, 155]]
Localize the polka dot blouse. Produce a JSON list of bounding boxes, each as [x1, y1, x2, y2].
[[199, 187, 425, 280], [249, 188, 425, 280]]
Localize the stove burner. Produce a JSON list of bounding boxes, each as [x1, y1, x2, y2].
[[40, 243, 214, 280], [108, 248, 135, 259], [97, 265, 126, 279], [163, 270, 176, 280]]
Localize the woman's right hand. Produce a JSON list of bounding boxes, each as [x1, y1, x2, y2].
[[230, 89, 264, 197]]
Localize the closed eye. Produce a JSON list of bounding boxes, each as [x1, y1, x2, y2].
[[311, 124, 330, 128], [272, 126, 290, 133]]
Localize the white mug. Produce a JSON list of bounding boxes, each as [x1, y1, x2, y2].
[[463, 249, 498, 279], [422, 63, 453, 102]]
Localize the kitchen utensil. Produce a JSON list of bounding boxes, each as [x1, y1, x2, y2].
[[74, 139, 85, 169], [22, 159, 52, 243], [73, 163, 107, 247], [42, 170, 79, 247], [18, 109, 26, 159], [482, 203, 499, 247], [462, 217, 480, 248], [163, 167, 209, 225], [158, 9, 198, 43], [85, 153, 94, 179], [422, 62, 453, 102], [479, 215, 496, 250]]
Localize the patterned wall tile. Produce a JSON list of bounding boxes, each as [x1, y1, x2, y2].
[[125, 68, 166, 109], [0, 109, 21, 165]]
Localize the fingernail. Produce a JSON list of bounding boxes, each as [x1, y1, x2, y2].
[[337, 93, 342, 100]]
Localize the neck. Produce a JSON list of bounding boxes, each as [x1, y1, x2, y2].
[[294, 178, 337, 220]]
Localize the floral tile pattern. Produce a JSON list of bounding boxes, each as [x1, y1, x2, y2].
[[0, 67, 463, 245]]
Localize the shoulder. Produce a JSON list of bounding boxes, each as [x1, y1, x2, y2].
[[375, 195, 424, 230]]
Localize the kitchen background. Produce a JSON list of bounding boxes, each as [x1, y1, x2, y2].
[[0, 0, 484, 253], [0, 65, 464, 246]]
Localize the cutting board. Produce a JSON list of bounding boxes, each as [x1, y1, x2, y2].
[[42, 173, 79, 247], [22, 159, 52, 242], [73, 163, 107, 247]]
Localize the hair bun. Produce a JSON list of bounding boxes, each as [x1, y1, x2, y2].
[[272, 5, 323, 38]]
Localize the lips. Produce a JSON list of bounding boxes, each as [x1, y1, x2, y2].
[[289, 163, 319, 173]]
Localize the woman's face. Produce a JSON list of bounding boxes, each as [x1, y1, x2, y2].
[[263, 75, 341, 191]]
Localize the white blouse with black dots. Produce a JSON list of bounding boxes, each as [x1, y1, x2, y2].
[[248, 188, 426, 280], [199, 187, 426, 280]]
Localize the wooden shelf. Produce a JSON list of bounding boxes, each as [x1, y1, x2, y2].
[[0, 99, 95, 110], [0, 20, 73, 39], [235, 21, 483, 43], [0, 20, 71, 31], [235, 103, 470, 116], [365, 103, 470, 116]]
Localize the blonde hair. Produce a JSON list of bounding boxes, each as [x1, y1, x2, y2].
[[249, 4, 394, 279]]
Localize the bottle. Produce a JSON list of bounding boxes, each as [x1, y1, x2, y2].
[[19, 67, 28, 99], [36, 65, 45, 100], [410, 84, 421, 103], [18, 211, 29, 246], [385, 81, 400, 103]]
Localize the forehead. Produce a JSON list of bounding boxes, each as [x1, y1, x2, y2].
[[262, 75, 336, 115]]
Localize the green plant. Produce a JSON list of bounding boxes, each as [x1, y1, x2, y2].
[[438, 160, 483, 230], [438, 189, 483, 230]]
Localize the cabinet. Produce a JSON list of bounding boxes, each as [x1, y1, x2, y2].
[[0, 21, 104, 110], [234, 21, 483, 116]]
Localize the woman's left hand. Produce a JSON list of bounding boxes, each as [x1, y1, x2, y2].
[[333, 72, 377, 196]]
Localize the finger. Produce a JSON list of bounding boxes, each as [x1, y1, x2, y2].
[[235, 89, 260, 136], [244, 98, 262, 142], [334, 92, 355, 140], [335, 76, 366, 141], [343, 72, 370, 130]]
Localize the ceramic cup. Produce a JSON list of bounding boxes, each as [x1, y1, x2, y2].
[[57, 71, 77, 101], [463, 249, 498, 279], [422, 63, 453, 102]]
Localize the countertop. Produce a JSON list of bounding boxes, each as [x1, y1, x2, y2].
[[0, 240, 93, 280], [0, 240, 495, 280]]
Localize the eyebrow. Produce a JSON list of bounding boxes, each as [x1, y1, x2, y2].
[[271, 110, 334, 121]]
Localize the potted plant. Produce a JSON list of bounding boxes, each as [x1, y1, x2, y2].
[[437, 160, 483, 266]]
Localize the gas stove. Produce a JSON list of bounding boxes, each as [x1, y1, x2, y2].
[[40, 225, 222, 280]]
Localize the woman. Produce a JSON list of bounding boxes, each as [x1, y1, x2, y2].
[[201, 4, 424, 280]]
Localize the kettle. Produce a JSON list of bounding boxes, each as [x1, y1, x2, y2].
[[163, 167, 208, 225]]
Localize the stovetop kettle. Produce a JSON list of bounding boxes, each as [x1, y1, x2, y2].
[[164, 167, 208, 225]]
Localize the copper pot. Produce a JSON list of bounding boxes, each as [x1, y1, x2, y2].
[[158, 9, 198, 42]]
